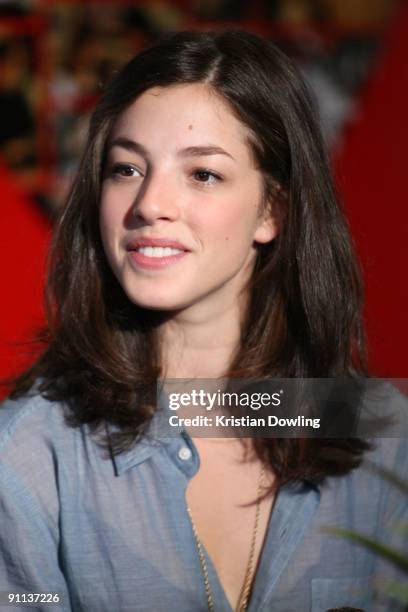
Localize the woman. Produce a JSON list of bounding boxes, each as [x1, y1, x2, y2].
[[0, 30, 406, 612]]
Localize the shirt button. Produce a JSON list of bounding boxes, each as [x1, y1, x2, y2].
[[178, 446, 192, 461]]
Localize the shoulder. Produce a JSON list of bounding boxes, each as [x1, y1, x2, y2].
[[0, 391, 71, 526], [0, 388, 77, 475], [0, 387, 113, 525], [360, 433, 408, 522], [0, 388, 107, 495], [319, 384, 408, 549], [0, 389, 72, 454], [361, 381, 408, 475]]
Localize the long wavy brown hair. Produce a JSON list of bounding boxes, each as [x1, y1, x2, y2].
[[9, 30, 371, 487]]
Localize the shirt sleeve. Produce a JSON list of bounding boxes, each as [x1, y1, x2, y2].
[[0, 395, 73, 612], [0, 460, 72, 612]]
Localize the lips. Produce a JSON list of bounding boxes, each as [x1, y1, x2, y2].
[[126, 236, 190, 270], [126, 236, 190, 252]]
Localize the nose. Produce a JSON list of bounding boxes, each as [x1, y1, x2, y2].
[[129, 170, 180, 224]]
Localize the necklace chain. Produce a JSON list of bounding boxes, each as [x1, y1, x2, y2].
[[187, 463, 265, 612]]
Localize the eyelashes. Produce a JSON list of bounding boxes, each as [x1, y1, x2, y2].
[[107, 163, 224, 186], [191, 169, 223, 185], [109, 163, 143, 179]]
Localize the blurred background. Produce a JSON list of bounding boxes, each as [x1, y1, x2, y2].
[[0, 0, 407, 389]]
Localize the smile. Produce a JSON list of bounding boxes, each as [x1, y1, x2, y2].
[[137, 246, 184, 257], [128, 248, 189, 270]]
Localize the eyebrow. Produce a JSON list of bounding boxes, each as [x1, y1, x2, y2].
[[108, 137, 235, 161]]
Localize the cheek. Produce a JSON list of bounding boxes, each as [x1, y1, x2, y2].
[[192, 195, 259, 247], [99, 183, 137, 240]]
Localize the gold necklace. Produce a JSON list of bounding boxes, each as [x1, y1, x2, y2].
[[187, 463, 265, 612]]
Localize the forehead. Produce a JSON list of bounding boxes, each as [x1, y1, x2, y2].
[[109, 83, 255, 163]]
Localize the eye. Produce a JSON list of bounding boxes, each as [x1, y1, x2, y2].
[[192, 169, 222, 185], [109, 163, 143, 179]]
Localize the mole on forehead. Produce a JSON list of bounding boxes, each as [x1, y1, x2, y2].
[[188, 124, 193, 130]]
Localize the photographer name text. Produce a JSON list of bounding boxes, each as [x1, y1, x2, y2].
[[169, 414, 320, 429]]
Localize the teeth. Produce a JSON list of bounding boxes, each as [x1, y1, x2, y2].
[[137, 246, 183, 258]]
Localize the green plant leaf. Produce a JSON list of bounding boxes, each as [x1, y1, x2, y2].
[[323, 527, 408, 573], [392, 523, 408, 537], [381, 579, 408, 604], [363, 459, 408, 495]]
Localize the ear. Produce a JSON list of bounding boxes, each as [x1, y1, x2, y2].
[[253, 184, 286, 245], [253, 212, 279, 244]]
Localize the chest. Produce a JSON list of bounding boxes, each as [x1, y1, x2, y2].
[[60, 446, 380, 611], [185, 440, 276, 610]]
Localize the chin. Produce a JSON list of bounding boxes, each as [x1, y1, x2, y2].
[[125, 290, 186, 312]]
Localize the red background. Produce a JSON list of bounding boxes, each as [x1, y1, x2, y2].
[[0, 4, 407, 391]]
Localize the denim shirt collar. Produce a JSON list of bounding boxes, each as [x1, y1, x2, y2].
[[109, 388, 187, 476], [108, 389, 321, 494]]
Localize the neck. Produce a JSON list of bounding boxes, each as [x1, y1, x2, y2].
[[159, 298, 245, 379]]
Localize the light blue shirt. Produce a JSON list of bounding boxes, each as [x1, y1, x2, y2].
[[0, 387, 407, 611]]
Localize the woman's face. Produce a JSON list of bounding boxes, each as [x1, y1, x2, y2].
[[99, 83, 278, 315]]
